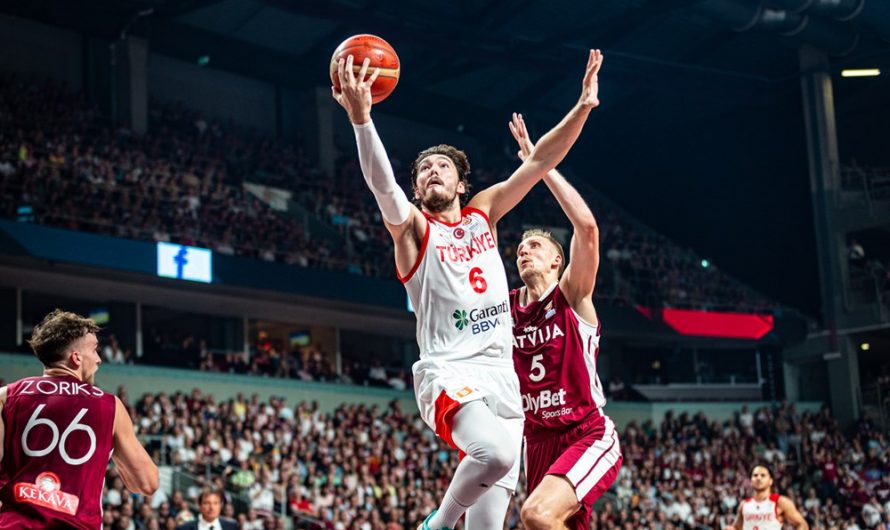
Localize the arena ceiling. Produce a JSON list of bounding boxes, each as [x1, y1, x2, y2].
[[4, 0, 890, 139]]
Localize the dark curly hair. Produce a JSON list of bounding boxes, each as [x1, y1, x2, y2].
[[27, 309, 100, 367], [410, 144, 472, 206]]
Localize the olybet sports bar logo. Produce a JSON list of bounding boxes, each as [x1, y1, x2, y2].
[[453, 309, 469, 330], [15, 472, 79, 516]]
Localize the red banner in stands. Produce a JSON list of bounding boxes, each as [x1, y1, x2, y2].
[[661, 308, 774, 339]]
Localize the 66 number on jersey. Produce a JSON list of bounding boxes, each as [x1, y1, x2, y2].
[[21, 404, 97, 466]]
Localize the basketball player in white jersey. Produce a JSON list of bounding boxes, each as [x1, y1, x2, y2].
[[507, 113, 621, 530], [332, 50, 604, 530], [728, 465, 809, 530]]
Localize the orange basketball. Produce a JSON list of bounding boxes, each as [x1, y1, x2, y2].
[[330, 34, 400, 104]]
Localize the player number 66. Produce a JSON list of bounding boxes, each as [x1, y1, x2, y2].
[[21, 404, 97, 466]]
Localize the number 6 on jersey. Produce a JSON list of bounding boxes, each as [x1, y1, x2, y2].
[[469, 267, 487, 293]]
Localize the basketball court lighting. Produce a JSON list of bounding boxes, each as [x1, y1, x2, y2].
[[841, 69, 880, 77]]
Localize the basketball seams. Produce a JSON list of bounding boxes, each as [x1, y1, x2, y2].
[[335, 46, 400, 70], [330, 34, 400, 103]]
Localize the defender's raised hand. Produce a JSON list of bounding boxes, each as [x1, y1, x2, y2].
[[332, 55, 381, 125], [508, 112, 535, 162], [578, 49, 604, 109]]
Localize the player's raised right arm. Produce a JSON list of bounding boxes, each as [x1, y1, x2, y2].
[[470, 49, 603, 225], [112, 396, 159, 495], [332, 56, 418, 236]]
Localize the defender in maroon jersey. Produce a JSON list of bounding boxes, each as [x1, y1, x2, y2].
[[0, 309, 158, 529], [508, 114, 622, 530]]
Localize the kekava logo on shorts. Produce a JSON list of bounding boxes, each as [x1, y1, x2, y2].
[[14, 472, 79, 516], [452, 301, 509, 335]]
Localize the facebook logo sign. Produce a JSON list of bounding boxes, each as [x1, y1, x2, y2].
[[156, 242, 212, 283]]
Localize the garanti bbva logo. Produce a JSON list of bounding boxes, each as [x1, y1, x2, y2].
[[452, 310, 469, 330], [452, 301, 508, 335]]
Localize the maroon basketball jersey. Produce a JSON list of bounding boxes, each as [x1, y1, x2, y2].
[[0, 375, 116, 529], [511, 283, 606, 435]]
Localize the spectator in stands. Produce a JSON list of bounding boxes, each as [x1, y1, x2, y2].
[[849, 238, 866, 263], [248, 474, 275, 513], [175, 489, 236, 530], [101, 385, 889, 529], [103, 334, 126, 364], [367, 358, 388, 387]]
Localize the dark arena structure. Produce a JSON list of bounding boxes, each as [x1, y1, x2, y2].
[[1, 0, 890, 529]]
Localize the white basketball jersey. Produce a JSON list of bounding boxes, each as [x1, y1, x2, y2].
[[741, 494, 782, 530], [402, 208, 512, 362]]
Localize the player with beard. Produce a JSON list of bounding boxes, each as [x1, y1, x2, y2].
[[0, 309, 157, 529], [507, 113, 621, 530], [728, 465, 809, 530], [333, 50, 604, 530]]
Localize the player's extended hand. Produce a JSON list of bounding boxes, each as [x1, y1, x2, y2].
[[508, 112, 535, 162], [332, 55, 381, 125], [578, 49, 604, 109]]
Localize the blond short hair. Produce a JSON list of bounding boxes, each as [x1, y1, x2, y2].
[[520, 229, 565, 276]]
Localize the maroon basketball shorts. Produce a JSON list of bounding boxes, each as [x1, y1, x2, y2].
[[524, 415, 622, 530]]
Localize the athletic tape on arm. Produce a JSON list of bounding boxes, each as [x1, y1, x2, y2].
[[353, 121, 412, 225]]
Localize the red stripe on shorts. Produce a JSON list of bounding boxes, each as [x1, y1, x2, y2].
[[434, 390, 466, 460]]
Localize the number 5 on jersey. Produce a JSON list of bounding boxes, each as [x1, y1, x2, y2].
[[529, 354, 546, 382], [469, 267, 487, 293]]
